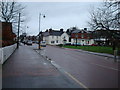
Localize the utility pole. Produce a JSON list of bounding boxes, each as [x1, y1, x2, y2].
[[117, 1, 120, 61], [17, 13, 20, 48], [38, 13, 41, 49]]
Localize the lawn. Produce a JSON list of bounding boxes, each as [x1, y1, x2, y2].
[[63, 45, 114, 55]]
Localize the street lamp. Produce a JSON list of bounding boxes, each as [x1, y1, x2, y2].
[[17, 13, 21, 49], [38, 13, 45, 49]]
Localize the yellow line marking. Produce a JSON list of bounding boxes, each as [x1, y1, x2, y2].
[[91, 63, 118, 71], [64, 71, 89, 90]]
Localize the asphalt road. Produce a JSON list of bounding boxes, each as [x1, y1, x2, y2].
[[2, 44, 82, 88], [33, 44, 119, 88]]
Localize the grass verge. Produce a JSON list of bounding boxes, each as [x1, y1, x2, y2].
[[63, 46, 114, 55]]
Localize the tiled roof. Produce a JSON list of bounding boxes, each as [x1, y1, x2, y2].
[[71, 29, 88, 33], [42, 32, 49, 36], [42, 30, 64, 36], [49, 30, 63, 36], [72, 29, 81, 33]]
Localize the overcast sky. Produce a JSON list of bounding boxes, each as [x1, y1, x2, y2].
[[21, 2, 102, 35]]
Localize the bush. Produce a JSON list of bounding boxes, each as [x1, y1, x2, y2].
[[57, 44, 63, 47]]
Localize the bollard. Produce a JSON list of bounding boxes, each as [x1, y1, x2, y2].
[[117, 50, 120, 62], [114, 50, 117, 62]]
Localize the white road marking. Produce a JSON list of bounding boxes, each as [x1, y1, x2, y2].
[[91, 63, 118, 71]]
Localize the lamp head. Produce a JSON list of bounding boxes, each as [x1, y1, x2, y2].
[[43, 15, 46, 18]]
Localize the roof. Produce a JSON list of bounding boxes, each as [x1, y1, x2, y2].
[[72, 29, 81, 33], [42, 30, 64, 36], [49, 30, 63, 36], [42, 32, 49, 37], [72, 29, 88, 33]]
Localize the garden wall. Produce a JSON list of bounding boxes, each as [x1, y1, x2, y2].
[[0, 44, 17, 64]]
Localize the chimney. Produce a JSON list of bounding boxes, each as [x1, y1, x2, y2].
[[45, 29, 48, 32], [49, 28, 52, 32], [84, 28, 87, 31], [60, 28, 63, 32]]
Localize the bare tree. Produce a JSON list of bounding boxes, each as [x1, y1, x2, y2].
[[0, 0, 25, 22], [88, 1, 120, 50], [88, 1, 120, 30], [105, 1, 120, 30], [0, 0, 27, 35], [88, 2, 115, 31]]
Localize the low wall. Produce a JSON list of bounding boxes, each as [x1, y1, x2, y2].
[[0, 44, 17, 64]]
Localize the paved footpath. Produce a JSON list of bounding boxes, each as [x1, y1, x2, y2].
[[2, 45, 83, 88]]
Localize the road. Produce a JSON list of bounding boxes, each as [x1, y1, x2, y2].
[[2, 44, 82, 88], [32, 44, 119, 88]]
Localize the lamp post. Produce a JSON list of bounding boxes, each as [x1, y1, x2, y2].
[[38, 13, 45, 49], [17, 13, 21, 49]]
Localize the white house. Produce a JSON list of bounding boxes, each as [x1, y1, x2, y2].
[[42, 29, 71, 45], [61, 32, 71, 45]]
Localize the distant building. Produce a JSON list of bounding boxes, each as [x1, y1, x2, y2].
[[2, 22, 16, 41], [93, 29, 120, 46], [40, 27, 120, 46], [42, 28, 71, 45], [70, 27, 94, 45]]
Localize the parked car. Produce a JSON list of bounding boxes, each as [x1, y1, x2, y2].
[[26, 40, 32, 45], [65, 43, 71, 45], [91, 44, 97, 46], [41, 41, 46, 47], [32, 41, 36, 43], [35, 41, 39, 44], [72, 43, 81, 46]]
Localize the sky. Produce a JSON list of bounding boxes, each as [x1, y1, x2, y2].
[[20, 1, 102, 36]]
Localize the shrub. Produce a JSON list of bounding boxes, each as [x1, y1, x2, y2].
[[57, 44, 63, 47]]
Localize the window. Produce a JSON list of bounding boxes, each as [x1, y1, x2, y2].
[[56, 40, 58, 43], [51, 41, 54, 43], [75, 34, 78, 38], [81, 34, 84, 38], [69, 37, 71, 42]]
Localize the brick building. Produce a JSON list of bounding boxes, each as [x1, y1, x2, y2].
[[1, 22, 16, 47], [71, 28, 94, 45]]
